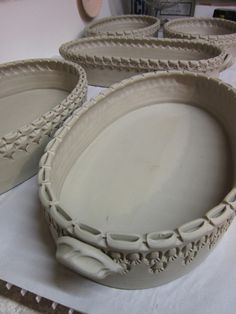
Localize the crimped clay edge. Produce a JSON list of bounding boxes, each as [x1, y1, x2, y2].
[[38, 71, 236, 252], [84, 14, 160, 37], [0, 59, 87, 153], [164, 17, 236, 41], [59, 36, 228, 73]]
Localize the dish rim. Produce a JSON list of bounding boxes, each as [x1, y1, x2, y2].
[[59, 35, 229, 74], [38, 71, 236, 252], [84, 14, 160, 37], [164, 17, 236, 42], [0, 58, 87, 157]]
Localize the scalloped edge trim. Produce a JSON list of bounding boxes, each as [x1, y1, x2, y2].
[[38, 71, 236, 252], [0, 59, 87, 157], [84, 14, 160, 37]]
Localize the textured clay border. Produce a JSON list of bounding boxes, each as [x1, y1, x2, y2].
[[0, 59, 87, 158], [164, 17, 236, 46], [84, 14, 160, 37], [39, 71, 236, 254], [59, 36, 229, 75]]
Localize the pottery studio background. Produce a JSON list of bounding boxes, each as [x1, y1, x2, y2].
[[0, 1, 236, 314], [1, 0, 236, 62]]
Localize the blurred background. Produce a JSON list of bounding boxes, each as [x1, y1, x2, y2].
[[0, 0, 236, 62]]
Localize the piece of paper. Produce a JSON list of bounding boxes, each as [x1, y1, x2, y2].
[[0, 74, 236, 314]]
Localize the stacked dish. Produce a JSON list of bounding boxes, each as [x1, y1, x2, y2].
[[84, 14, 160, 37], [0, 59, 87, 194], [164, 17, 236, 59], [39, 71, 236, 289], [60, 36, 230, 87]]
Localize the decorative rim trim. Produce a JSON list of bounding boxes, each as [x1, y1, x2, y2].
[[164, 17, 236, 44], [38, 71, 236, 252], [59, 36, 228, 75], [84, 14, 160, 37], [0, 59, 87, 158]]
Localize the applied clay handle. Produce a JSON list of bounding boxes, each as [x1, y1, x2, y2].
[[56, 236, 123, 280], [220, 53, 233, 72]]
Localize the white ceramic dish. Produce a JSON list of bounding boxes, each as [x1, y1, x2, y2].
[[164, 17, 236, 59], [0, 59, 87, 195], [39, 72, 236, 289], [60, 36, 230, 87], [84, 14, 160, 38]]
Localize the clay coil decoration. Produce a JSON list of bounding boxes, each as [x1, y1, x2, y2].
[[60, 36, 230, 87], [0, 59, 87, 194], [84, 14, 160, 38], [164, 17, 236, 60], [39, 72, 236, 289]]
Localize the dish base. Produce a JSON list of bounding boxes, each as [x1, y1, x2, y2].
[[61, 102, 232, 235]]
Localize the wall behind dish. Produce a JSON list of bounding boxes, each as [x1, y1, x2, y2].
[[0, 0, 124, 62]]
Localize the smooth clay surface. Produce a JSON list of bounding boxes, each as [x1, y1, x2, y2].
[[61, 103, 231, 234], [174, 23, 233, 36], [0, 87, 68, 136], [81, 45, 210, 60]]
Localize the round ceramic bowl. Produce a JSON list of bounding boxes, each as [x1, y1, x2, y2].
[[0, 59, 87, 195], [39, 72, 236, 289], [60, 36, 230, 87], [84, 14, 160, 38], [164, 17, 236, 59]]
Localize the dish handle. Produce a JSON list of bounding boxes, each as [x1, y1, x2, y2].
[[56, 236, 124, 280], [220, 53, 233, 71]]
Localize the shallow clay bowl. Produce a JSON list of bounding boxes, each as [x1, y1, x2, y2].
[[164, 17, 236, 59], [84, 14, 160, 38], [60, 36, 230, 87], [39, 71, 236, 289], [0, 59, 87, 194]]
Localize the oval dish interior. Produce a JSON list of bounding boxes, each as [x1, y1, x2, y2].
[[68, 38, 221, 61], [0, 67, 78, 136], [85, 15, 159, 36], [170, 19, 235, 36], [60, 37, 226, 86], [50, 73, 234, 235], [94, 20, 151, 32]]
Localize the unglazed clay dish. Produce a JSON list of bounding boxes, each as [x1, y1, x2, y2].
[[0, 59, 87, 195], [84, 14, 160, 37], [60, 36, 230, 87], [39, 72, 236, 289], [164, 17, 236, 59]]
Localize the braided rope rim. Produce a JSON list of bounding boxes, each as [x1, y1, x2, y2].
[[59, 36, 228, 74], [38, 71, 236, 252], [84, 14, 160, 37], [0, 59, 87, 157], [164, 17, 236, 44]]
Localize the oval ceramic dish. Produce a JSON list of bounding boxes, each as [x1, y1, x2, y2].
[[84, 14, 160, 37], [164, 17, 236, 59], [0, 59, 87, 195], [60, 36, 229, 87], [39, 72, 236, 289]]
